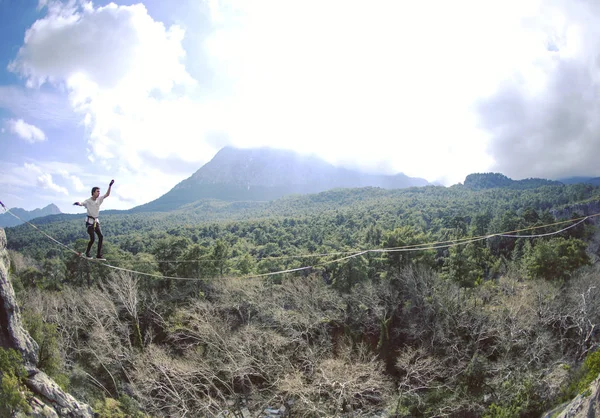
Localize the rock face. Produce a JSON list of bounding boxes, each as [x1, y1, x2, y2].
[[0, 227, 38, 365], [550, 200, 600, 220], [0, 228, 93, 417]]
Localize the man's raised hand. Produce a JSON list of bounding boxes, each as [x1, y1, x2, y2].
[[109, 179, 115, 186]]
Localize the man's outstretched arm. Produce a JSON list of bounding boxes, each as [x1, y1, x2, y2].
[[104, 179, 114, 198]]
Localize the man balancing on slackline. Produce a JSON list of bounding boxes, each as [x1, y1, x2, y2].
[[73, 179, 114, 260]]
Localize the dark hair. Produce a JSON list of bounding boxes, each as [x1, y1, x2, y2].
[[91, 187, 100, 195]]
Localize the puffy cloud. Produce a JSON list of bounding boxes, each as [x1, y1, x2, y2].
[[10, 2, 193, 93], [58, 169, 85, 192], [5, 118, 47, 143], [9, 1, 208, 183], [24, 163, 68, 194], [37, 173, 68, 194]]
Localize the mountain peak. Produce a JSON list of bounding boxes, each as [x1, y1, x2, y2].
[[133, 146, 429, 212], [185, 146, 333, 187], [0, 203, 62, 228]]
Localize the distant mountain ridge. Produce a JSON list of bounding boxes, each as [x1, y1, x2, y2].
[[132, 146, 430, 212], [558, 176, 600, 186], [463, 173, 562, 190], [0, 204, 62, 228]]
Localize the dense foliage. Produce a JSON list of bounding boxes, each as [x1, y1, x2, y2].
[[0, 348, 31, 415], [4, 182, 600, 416]]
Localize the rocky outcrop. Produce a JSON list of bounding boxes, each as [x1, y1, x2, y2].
[[24, 369, 93, 417], [550, 200, 600, 220], [545, 375, 600, 418], [0, 228, 93, 417]]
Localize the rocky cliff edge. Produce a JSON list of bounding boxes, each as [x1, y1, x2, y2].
[[0, 228, 92, 417]]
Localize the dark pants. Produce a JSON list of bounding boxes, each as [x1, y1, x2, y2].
[[86, 222, 103, 257]]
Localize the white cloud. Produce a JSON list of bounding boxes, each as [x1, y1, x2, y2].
[[198, 0, 600, 184], [9, 1, 207, 203], [37, 173, 68, 195], [5, 118, 47, 143], [24, 163, 68, 194], [200, 0, 554, 184], [0, 161, 89, 212], [58, 169, 85, 192]]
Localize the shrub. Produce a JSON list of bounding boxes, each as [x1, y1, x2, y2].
[[0, 348, 31, 415], [92, 395, 147, 417], [577, 349, 600, 393], [558, 349, 600, 404], [22, 309, 69, 389]]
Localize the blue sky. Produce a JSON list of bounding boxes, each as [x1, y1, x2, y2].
[[2, 0, 600, 214]]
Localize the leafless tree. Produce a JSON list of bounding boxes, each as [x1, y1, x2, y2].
[[278, 340, 393, 417], [102, 272, 144, 350]]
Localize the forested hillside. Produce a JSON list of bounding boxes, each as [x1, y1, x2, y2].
[[3, 181, 600, 416]]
